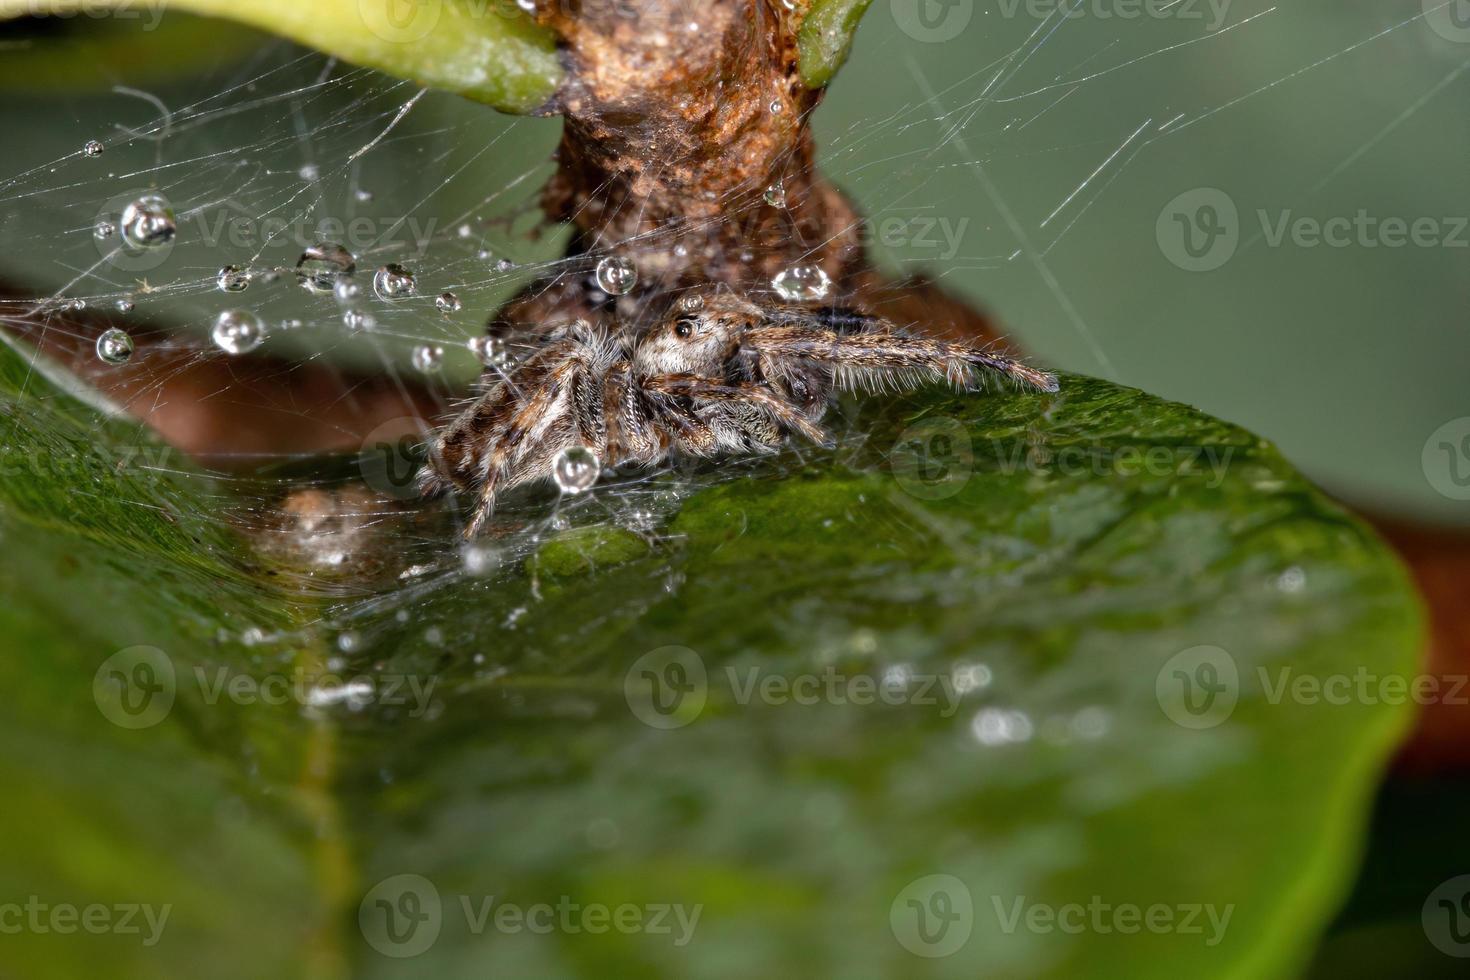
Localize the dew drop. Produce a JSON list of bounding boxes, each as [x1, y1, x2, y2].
[[594, 256, 638, 296], [763, 180, 787, 208], [494, 257, 517, 273], [212, 309, 266, 355], [295, 243, 355, 295], [468, 334, 510, 368], [678, 293, 705, 313], [298, 163, 320, 182], [342, 309, 376, 332], [772, 264, 832, 302], [95, 328, 134, 365], [83, 140, 103, 158], [412, 344, 444, 373], [333, 279, 362, 304], [93, 220, 116, 241], [372, 263, 416, 301], [115, 298, 135, 314], [435, 291, 462, 313], [354, 188, 374, 203], [553, 446, 600, 495], [278, 318, 304, 331], [216, 265, 249, 292], [119, 194, 176, 250], [462, 543, 499, 576], [770, 99, 784, 114]]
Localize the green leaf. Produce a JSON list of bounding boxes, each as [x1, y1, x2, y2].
[[0, 1, 562, 113], [0, 335, 1421, 979], [799, 0, 876, 88]]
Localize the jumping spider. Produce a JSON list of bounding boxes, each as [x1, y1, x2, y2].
[[422, 290, 1059, 537]]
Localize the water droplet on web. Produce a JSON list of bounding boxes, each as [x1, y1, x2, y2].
[[333, 279, 362, 304], [95, 328, 134, 365], [298, 163, 320, 182], [595, 256, 637, 296], [770, 99, 784, 114], [279, 318, 304, 331], [494, 257, 517, 273], [412, 344, 443, 373], [212, 309, 266, 354], [115, 298, 134, 314], [295, 243, 355, 295], [119, 195, 176, 250], [354, 188, 374, 203], [469, 334, 510, 368], [553, 446, 600, 495], [764, 180, 787, 208], [462, 543, 499, 576], [372, 263, 416, 300], [678, 293, 705, 313], [216, 265, 249, 292], [771, 264, 831, 302], [93, 220, 116, 241], [342, 309, 376, 332], [68, 299, 86, 311], [83, 140, 103, 158], [435, 291, 462, 313]]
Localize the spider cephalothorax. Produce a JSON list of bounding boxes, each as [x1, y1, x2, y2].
[[422, 291, 1058, 537]]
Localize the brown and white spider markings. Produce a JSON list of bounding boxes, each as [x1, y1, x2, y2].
[[421, 290, 1059, 537]]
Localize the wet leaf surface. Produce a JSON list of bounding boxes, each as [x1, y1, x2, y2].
[[0, 338, 1421, 979]]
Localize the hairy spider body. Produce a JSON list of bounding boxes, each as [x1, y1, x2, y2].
[[422, 292, 1058, 537]]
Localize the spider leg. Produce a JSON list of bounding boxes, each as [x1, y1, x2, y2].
[[640, 374, 830, 445], [745, 323, 1059, 393]]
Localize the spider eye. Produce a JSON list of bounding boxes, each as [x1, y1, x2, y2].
[[673, 318, 696, 339]]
